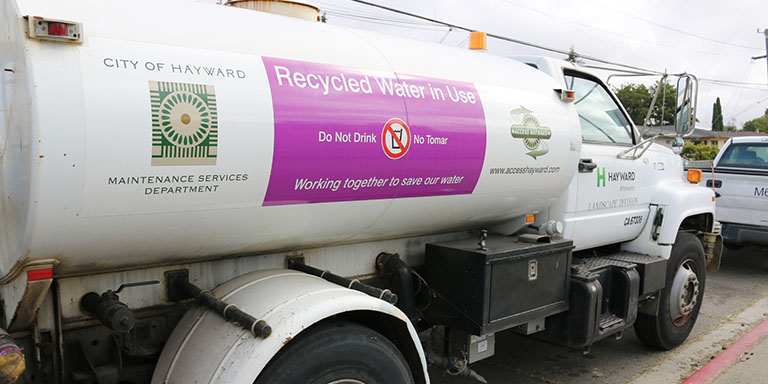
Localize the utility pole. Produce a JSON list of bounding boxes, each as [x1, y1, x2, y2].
[[753, 29, 768, 81]]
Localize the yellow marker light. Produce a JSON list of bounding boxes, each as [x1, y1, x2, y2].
[[525, 215, 535, 223], [687, 169, 702, 184], [469, 31, 486, 50]]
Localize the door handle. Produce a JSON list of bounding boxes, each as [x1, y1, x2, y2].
[[579, 158, 597, 173]]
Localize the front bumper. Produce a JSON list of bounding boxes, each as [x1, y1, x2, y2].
[[721, 222, 768, 247]]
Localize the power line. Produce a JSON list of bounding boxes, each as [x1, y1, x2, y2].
[[314, 0, 419, 20], [699, 81, 768, 91], [325, 9, 436, 27], [438, 27, 453, 44], [584, 0, 763, 51], [345, 0, 665, 75], [499, 0, 663, 69], [501, 0, 749, 59], [328, 12, 450, 31], [456, 34, 470, 48], [731, 94, 768, 118], [699, 84, 768, 92], [340, 0, 767, 90], [726, 61, 756, 118], [700, 78, 768, 87]]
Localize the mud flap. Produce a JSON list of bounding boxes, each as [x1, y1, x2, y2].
[[703, 222, 723, 273], [706, 235, 723, 273]]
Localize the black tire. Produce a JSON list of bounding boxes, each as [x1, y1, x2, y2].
[[634, 232, 706, 350], [254, 320, 415, 384]]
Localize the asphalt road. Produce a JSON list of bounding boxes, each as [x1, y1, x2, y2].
[[429, 245, 768, 384]]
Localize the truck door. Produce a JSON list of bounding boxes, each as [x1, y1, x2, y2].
[[564, 71, 653, 250]]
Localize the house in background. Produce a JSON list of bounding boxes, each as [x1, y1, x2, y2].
[[641, 126, 768, 149]]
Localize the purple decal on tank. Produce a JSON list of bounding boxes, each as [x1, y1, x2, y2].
[[262, 57, 486, 206]]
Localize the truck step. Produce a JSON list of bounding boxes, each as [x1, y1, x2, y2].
[[604, 252, 665, 265], [598, 314, 624, 330], [571, 255, 635, 278], [572, 252, 666, 297], [605, 252, 667, 296]]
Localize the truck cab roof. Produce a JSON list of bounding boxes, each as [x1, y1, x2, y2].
[[725, 136, 768, 145], [509, 55, 578, 89]]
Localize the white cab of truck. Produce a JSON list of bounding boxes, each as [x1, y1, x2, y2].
[[699, 136, 768, 248]]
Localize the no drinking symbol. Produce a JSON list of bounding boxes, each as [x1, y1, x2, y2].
[[382, 118, 411, 159]]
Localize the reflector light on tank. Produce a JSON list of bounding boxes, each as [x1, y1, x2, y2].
[[27, 268, 53, 281], [47, 22, 68, 36], [26, 16, 82, 42]]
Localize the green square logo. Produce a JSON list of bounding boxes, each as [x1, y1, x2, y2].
[[150, 81, 218, 166]]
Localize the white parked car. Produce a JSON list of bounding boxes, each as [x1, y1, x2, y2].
[[698, 136, 768, 248]]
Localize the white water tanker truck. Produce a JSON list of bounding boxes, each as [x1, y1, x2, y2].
[[0, 0, 722, 383]]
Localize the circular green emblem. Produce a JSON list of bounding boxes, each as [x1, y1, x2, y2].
[[522, 114, 541, 150], [159, 91, 211, 148]]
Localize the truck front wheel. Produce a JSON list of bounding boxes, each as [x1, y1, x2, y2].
[[254, 320, 415, 384], [634, 232, 706, 350]]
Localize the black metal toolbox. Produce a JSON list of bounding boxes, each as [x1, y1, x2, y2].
[[423, 236, 573, 335]]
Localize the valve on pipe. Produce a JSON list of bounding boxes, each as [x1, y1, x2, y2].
[[80, 280, 159, 332]]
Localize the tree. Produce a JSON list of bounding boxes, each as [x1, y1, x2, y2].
[[742, 108, 768, 133], [711, 97, 724, 132], [648, 81, 676, 126], [614, 81, 676, 127], [680, 143, 720, 160], [614, 84, 651, 125]]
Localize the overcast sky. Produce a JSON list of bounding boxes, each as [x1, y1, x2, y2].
[[206, 0, 768, 130]]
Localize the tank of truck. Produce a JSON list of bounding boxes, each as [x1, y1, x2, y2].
[[0, 0, 582, 276]]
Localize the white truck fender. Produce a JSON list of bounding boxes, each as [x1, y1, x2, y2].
[[654, 180, 716, 245], [151, 270, 428, 384]]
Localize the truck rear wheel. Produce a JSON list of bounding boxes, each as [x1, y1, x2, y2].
[[254, 320, 414, 384], [634, 232, 706, 350]]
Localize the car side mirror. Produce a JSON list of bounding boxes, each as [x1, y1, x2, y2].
[[675, 75, 698, 137]]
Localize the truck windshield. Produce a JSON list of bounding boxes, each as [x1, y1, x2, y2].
[[718, 143, 768, 169], [564, 74, 634, 145]]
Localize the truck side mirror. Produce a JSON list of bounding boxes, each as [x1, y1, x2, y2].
[[672, 137, 684, 155], [675, 75, 698, 136]]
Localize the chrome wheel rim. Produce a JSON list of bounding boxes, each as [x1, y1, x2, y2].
[[669, 259, 700, 326]]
